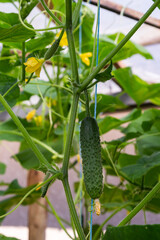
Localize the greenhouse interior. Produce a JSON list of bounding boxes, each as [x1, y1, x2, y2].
[[0, 0, 160, 239]]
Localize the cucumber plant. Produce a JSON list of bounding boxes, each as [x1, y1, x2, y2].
[[0, 0, 160, 240]]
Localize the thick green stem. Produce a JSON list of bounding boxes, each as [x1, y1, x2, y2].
[[22, 41, 25, 82], [84, 89, 90, 117], [118, 181, 160, 226], [0, 94, 55, 173], [56, 56, 64, 117], [65, 0, 79, 84], [78, 0, 160, 93], [62, 92, 79, 176], [63, 178, 86, 240]]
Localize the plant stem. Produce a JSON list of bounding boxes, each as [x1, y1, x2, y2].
[[63, 178, 86, 240], [65, 0, 79, 85], [56, 56, 64, 117], [0, 94, 55, 174], [62, 93, 79, 176], [118, 181, 160, 226], [22, 41, 25, 82], [39, 0, 63, 26], [0, 173, 61, 219], [84, 89, 90, 117], [45, 196, 74, 239], [3, 81, 20, 98], [77, 0, 160, 93]]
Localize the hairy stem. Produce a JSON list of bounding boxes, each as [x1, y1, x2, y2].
[[63, 178, 85, 240], [22, 41, 25, 82]]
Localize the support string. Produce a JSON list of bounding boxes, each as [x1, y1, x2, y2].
[[79, 4, 83, 227], [90, 0, 100, 239]]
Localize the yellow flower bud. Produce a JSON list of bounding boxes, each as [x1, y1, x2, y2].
[[36, 182, 42, 191], [79, 52, 92, 66], [26, 109, 36, 121]]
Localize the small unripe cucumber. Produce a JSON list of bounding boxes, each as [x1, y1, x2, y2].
[[80, 117, 103, 199], [44, 38, 60, 60]]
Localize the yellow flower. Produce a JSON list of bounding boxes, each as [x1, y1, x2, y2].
[[56, 30, 68, 47], [24, 57, 44, 77], [26, 109, 36, 121], [34, 116, 42, 127], [79, 52, 92, 66], [95, 199, 101, 216]]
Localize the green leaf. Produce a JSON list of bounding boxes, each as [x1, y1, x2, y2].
[[20, 0, 38, 20], [23, 79, 51, 96], [25, 32, 55, 52], [79, 94, 126, 121], [113, 67, 160, 105], [108, 33, 152, 61], [120, 152, 160, 181], [0, 12, 19, 28], [100, 184, 128, 211], [0, 73, 20, 112], [0, 163, 6, 174], [137, 135, 160, 156], [95, 61, 113, 82], [0, 179, 41, 223], [0, 23, 35, 42], [103, 225, 160, 240], [99, 108, 141, 134], [0, 235, 19, 240]]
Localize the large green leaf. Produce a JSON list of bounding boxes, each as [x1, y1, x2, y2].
[[25, 32, 55, 52], [0, 179, 41, 223], [79, 94, 126, 121], [3, 32, 55, 52], [20, 0, 38, 20], [0, 73, 20, 112], [0, 23, 35, 42], [103, 225, 160, 240], [99, 108, 141, 134], [120, 152, 160, 181], [79, 33, 152, 65], [0, 12, 19, 28], [109, 33, 152, 61], [113, 67, 160, 105]]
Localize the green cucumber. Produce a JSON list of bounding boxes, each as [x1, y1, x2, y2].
[[80, 116, 103, 199], [44, 38, 60, 60]]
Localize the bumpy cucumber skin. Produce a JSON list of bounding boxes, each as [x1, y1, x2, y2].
[[44, 39, 60, 60], [80, 117, 103, 199]]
